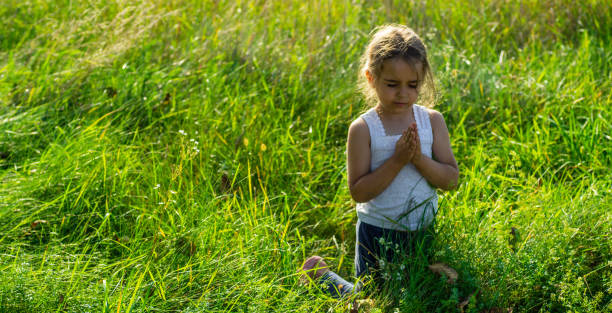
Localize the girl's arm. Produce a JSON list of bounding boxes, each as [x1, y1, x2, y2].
[[347, 118, 416, 203], [412, 110, 459, 190]]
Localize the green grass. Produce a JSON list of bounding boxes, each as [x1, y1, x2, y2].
[[1, 0, 611, 312]]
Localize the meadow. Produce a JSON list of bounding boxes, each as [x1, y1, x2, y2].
[[0, 0, 611, 312]]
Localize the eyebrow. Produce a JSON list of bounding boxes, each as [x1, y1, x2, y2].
[[383, 78, 419, 83]]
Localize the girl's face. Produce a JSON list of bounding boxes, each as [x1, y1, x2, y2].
[[367, 57, 422, 115]]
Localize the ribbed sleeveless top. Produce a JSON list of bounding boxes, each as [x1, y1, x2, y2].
[[356, 104, 438, 231]]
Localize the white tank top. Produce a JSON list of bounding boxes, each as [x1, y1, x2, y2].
[[355, 104, 438, 231]]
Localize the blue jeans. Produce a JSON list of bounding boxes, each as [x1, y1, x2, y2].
[[319, 220, 434, 298]]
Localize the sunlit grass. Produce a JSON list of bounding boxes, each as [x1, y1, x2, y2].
[[0, 0, 610, 312]]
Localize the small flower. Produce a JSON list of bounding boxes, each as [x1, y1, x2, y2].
[[178, 130, 187, 136], [154, 184, 160, 189]]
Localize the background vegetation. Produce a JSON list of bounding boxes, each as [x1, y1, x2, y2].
[[1, 0, 610, 312]]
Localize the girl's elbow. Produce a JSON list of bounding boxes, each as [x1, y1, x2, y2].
[[350, 191, 368, 203], [446, 179, 459, 191], [439, 169, 459, 191], [446, 169, 460, 190], [349, 186, 370, 203]]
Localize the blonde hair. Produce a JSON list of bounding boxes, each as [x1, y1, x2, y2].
[[359, 24, 436, 108]]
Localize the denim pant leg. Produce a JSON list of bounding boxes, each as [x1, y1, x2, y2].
[[355, 219, 383, 278], [318, 220, 435, 298], [354, 220, 435, 283], [318, 271, 354, 298]]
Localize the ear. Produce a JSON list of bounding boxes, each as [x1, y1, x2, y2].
[[365, 70, 374, 87]]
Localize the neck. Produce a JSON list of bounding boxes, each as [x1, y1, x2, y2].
[[375, 103, 414, 120]]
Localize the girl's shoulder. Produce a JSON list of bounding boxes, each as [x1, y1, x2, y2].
[[426, 107, 443, 121], [414, 104, 441, 119], [347, 115, 371, 159], [420, 107, 450, 140], [349, 107, 376, 133], [347, 109, 374, 148], [416, 106, 445, 128], [348, 115, 370, 138]]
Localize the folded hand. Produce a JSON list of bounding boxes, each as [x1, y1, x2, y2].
[[393, 123, 421, 165]]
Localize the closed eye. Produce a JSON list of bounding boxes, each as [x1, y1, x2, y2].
[[386, 84, 417, 89]]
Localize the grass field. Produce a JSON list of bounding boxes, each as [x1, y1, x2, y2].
[[1, 0, 611, 312]]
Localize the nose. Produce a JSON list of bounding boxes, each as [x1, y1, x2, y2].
[[398, 86, 413, 98]]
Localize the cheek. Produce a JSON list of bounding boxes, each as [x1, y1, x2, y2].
[[386, 89, 398, 99], [376, 86, 393, 98]]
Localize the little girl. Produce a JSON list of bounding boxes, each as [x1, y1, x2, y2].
[[302, 24, 459, 298]]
